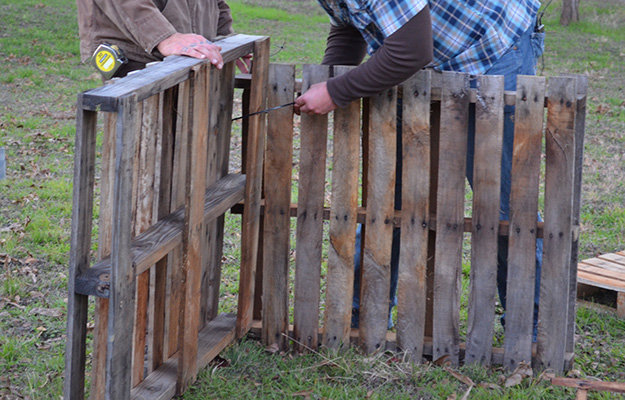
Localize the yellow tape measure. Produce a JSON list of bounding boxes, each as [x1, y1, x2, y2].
[[91, 44, 127, 80]]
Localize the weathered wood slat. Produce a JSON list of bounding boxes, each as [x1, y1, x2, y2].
[[152, 86, 177, 371], [166, 80, 191, 358], [360, 85, 397, 354], [598, 253, 625, 267], [236, 37, 270, 337], [432, 72, 469, 366], [537, 77, 578, 374], [132, 93, 160, 386], [202, 62, 235, 324], [578, 263, 625, 283], [81, 35, 265, 111], [396, 70, 431, 361], [177, 64, 210, 393], [322, 65, 360, 350], [465, 75, 504, 366], [503, 75, 546, 371], [567, 75, 588, 355], [105, 94, 140, 400], [262, 63, 295, 350], [577, 271, 625, 291], [64, 101, 98, 400], [293, 64, 330, 352], [74, 174, 246, 297], [89, 108, 116, 400]]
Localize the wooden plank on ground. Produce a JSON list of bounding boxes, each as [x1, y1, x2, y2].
[[432, 72, 469, 366], [465, 75, 504, 366], [196, 313, 237, 368], [105, 94, 140, 400], [177, 64, 210, 393], [396, 70, 431, 361], [262, 63, 295, 350], [236, 37, 270, 337], [579, 261, 625, 281], [566, 75, 588, 356], [537, 76, 578, 374], [322, 65, 360, 350], [293, 64, 330, 352], [503, 75, 546, 371], [360, 84, 397, 354], [63, 101, 97, 400], [598, 253, 625, 267]]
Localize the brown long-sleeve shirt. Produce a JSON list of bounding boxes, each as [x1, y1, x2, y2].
[[77, 0, 234, 64], [322, 6, 433, 107]]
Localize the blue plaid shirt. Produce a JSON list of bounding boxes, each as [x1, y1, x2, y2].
[[317, 0, 541, 75]]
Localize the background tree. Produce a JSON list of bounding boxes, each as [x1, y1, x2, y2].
[[561, 0, 580, 25]]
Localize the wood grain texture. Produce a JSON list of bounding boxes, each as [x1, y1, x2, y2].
[[396, 70, 431, 361], [177, 64, 210, 393], [132, 93, 160, 386], [360, 85, 397, 354], [566, 74, 588, 356], [105, 94, 139, 400], [432, 71, 469, 366], [503, 75, 546, 371], [465, 75, 504, 366], [152, 86, 177, 371], [202, 62, 235, 324], [293, 64, 330, 352], [262, 63, 295, 350], [167, 80, 191, 359], [89, 109, 116, 400], [322, 65, 360, 350], [536, 76, 577, 374], [236, 37, 270, 337], [64, 101, 97, 400]]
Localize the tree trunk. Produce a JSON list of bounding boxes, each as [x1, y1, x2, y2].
[[560, 0, 580, 26]]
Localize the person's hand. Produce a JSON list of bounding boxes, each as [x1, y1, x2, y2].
[[294, 82, 337, 115], [236, 54, 253, 74], [157, 32, 223, 69]]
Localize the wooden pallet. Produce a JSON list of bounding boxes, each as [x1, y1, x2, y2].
[[577, 251, 625, 318]]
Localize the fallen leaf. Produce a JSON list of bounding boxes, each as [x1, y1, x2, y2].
[[504, 361, 533, 387], [29, 307, 63, 318], [444, 366, 475, 387], [478, 382, 501, 390], [265, 343, 280, 354], [434, 354, 452, 367]]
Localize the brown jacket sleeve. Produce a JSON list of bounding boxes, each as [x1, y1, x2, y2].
[[93, 0, 177, 54], [325, 5, 433, 107], [217, 0, 234, 36]]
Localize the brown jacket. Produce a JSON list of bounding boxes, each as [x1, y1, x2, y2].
[[77, 0, 234, 63]]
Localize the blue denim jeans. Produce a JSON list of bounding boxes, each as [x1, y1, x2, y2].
[[352, 20, 545, 333]]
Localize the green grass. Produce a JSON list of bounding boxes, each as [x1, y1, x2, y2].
[[0, 0, 624, 399]]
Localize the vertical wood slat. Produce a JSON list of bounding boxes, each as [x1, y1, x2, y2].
[[132, 93, 160, 386], [152, 86, 177, 370], [432, 71, 469, 366], [322, 65, 360, 350], [90, 109, 116, 400], [201, 62, 235, 325], [236, 37, 270, 337], [566, 75, 588, 356], [262, 63, 295, 350], [63, 99, 97, 400], [360, 85, 397, 354], [106, 94, 140, 400], [293, 64, 330, 352], [396, 70, 431, 360], [503, 75, 546, 370], [166, 80, 191, 359], [177, 64, 210, 393], [536, 76, 577, 374], [465, 75, 505, 366]]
